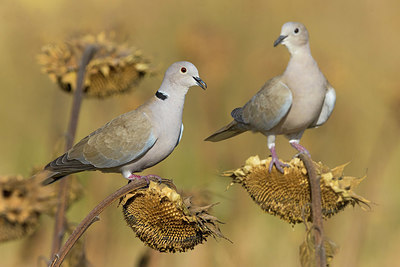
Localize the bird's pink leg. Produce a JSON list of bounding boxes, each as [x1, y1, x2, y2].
[[268, 146, 290, 173], [289, 141, 311, 157], [127, 174, 162, 183]]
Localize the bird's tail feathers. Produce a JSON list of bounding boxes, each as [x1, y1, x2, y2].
[[35, 169, 67, 186], [205, 121, 247, 142]]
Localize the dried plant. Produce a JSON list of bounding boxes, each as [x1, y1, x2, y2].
[[49, 178, 228, 267], [0, 172, 82, 242], [223, 155, 369, 224], [120, 181, 228, 253], [299, 224, 339, 267], [37, 32, 151, 98]]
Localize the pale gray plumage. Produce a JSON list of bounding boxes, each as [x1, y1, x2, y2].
[[42, 61, 206, 185], [206, 22, 336, 173]]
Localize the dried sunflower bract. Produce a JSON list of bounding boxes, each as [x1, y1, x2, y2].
[[121, 181, 227, 252], [223, 156, 370, 224], [37, 32, 151, 98]]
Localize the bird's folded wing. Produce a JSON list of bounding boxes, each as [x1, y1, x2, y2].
[[240, 76, 293, 131], [311, 84, 336, 127], [68, 110, 157, 168]]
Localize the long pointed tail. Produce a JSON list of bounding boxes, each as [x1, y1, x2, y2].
[[205, 121, 247, 142], [36, 169, 68, 185]]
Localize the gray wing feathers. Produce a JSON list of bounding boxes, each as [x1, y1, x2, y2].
[[205, 76, 292, 142], [47, 110, 157, 172], [241, 77, 292, 132], [231, 108, 246, 124]]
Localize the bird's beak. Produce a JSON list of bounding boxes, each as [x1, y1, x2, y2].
[[193, 76, 207, 90], [274, 35, 288, 47]]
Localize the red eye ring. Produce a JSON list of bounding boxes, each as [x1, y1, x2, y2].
[[180, 67, 187, 73]]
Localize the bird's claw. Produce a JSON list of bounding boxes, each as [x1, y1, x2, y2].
[[268, 158, 290, 173], [127, 174, 162, 184], [290, 142, 311, 158], [145, 174, 163, 184], [128, 174, 149, 184]]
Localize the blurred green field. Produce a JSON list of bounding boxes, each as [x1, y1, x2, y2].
[[1, 0, 400, 266]]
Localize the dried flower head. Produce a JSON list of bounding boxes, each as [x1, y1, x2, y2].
[[37, 32, 151, 98], [0, 172, 82, 242], [223, 156, 370, 224], [120, 181, 228, 252]]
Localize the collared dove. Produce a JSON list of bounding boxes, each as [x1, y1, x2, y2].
[[41, 61, 207, 185], [205, 22, 336, 173]]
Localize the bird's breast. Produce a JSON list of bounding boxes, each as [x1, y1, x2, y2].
[[121, 102, 184, 173], [272, 70, 327, 134]]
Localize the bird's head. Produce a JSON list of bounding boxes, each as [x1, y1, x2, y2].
[[274, 22, 309, 54], [163, 61, 207, 94]]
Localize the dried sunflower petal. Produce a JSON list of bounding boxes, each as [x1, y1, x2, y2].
[[223, 156, 370, 224], [38, 32, 151, 98], [121, 181, 228, 252]]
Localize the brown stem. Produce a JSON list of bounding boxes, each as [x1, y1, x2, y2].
[[300, 154, 326, 267], [49, 178, 174, 267], [50, 45, 98, 257]]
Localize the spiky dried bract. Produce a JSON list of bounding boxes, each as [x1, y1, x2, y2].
[[37, 32, 151, 98], [223, 156, 370, 224], [299, 226, 339, 267], [121, 181, 227, 252], [0, 172, 82, 242]]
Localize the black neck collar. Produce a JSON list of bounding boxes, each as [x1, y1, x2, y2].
[[155, 91, 168, 100]]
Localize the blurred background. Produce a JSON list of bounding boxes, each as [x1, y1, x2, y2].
[[1, 0, 400, 266]]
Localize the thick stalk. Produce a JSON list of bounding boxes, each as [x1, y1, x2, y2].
[[300, 154, 326, 267], [50, 45, 97, 257]]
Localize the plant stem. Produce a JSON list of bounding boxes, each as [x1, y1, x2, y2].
[[49, 178, 174, 267], [300, 154, 326, 267], [50, 45, 97, 257]]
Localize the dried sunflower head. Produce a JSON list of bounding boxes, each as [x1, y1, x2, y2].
[[223, 156, 370, 224], [0, 171, 82, 242], [120, 181, 228, 252], [37, 32, 151, 98]]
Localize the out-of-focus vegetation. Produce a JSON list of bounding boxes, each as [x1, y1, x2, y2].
[[1, 0, 399, 266]]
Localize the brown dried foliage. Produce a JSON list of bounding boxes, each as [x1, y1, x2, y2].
[[0, 172, 82, 242], [37, 32, 151, 98], [299, 225, 339, 267]]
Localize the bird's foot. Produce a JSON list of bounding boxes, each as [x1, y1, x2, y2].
[[127, 174, 150, 184], [144, 174, 163, 183], [268, 146, 290, 173], [127, 174, 162, 184], [268, 157, 290, 173], [290, 142, 311, 157]]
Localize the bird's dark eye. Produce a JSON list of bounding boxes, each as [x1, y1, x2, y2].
[[180, 67, 187, 73], [294, 28, 299, 34]]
